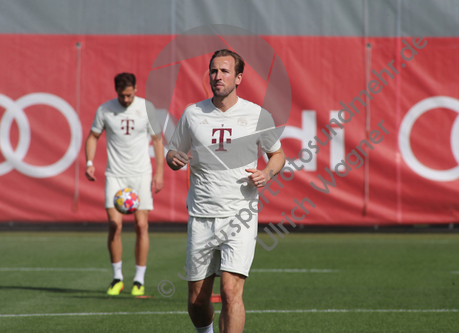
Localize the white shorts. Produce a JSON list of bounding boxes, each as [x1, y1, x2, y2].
[[105, 174, 153, 211], [185, 212, 258, 281]]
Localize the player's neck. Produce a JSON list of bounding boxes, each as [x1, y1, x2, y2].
[[118, 95, 136, 108], [212, 95, 238, 112]]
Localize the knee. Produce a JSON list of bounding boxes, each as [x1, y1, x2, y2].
[[188, 290, 211, 309], [188, 297, 204, 310], [109, 220, 122, 236], [220, 283, 242, 306], [134, 211, 149, 234], [135, 220, 149, 235]]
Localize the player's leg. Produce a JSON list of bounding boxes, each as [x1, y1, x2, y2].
[[131, 174, 153, 295], [133, 209, 149, 266], [131, 209, 149, 295], [217, 214, 257, 332], [105, 176, 125, 265], [105, 176, 126, 295], [186, 216, 221, 332], [106, 207, 124, 295], [188, 275, 216, 330], [219, 271, 246, 333], [107, 207, 124, 263]]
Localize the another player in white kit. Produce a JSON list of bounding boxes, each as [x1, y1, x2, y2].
[[85, 73, 164, 296], [167, 50, 285, 333]]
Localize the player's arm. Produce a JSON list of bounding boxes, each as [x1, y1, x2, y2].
[[85, 131, 102, 181], [166, 150, 192, 171], [246, 147, 285, 188], [151, 135, 164, 193], [166, 109, 192, 171]]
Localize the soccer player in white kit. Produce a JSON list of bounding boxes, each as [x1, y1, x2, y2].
[[167, 50, 285, 333], [85, 73, 164, 296]]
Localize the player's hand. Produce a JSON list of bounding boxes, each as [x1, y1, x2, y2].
[[167, 151, 192, 170], [246, 168, 268, 188], [153, 174, 164, 193], [85, 166, 96, 181]]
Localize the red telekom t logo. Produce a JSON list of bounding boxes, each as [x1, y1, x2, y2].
[[212, 128, 232, 151], [121, 119, 134, 135]]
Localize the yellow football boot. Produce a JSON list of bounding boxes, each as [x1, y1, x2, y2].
[[131, 281, 145, 296], [107, 279, 124, 295]]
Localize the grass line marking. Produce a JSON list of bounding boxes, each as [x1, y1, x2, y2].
[[246, 309, 459, 313], [251, 269, 339, 273], [1, 309, 458, 318], [291, 239, 454, 244], [0, 268, 108, 272]]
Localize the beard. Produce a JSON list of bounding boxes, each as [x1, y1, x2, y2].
[[211, 84, 236, 99]]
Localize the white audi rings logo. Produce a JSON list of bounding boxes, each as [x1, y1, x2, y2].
[[0, 93, 82, 178], [399, 96, 459, 182]]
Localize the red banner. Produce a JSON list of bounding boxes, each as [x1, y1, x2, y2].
[[0, 35, 458, 225]]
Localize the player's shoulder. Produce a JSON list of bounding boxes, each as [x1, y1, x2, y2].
[[130, 96, 150, 111], [98, 98, 122, 114], [237, 97, 262, 112], [99, 98, 117, 109], [236, 98, 276, 128], [133, 96, 146, 105], [182, 99, 213, 117], [236, 97, 266, 117]]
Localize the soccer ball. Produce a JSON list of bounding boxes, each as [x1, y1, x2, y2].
[[113, 188, 140, 214]]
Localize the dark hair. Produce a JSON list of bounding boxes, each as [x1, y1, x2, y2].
[[209, 49, 245, 75], [114, 73, 136, 90]]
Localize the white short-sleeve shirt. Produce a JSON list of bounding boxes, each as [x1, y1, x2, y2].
[[168, 97, 281, 217], [91, 96, 156, 177]]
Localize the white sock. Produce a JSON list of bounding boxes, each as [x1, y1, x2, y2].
[[133, 265, 146, 285], [111, 261, 123, 281], [195, 322, 214, 333]]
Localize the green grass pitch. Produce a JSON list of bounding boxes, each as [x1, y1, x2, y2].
[[0, 231, 458, 332]]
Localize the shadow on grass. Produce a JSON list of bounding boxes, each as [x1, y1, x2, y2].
[[67, 295, 153, 300], [0, 285, 156, 300], [0, 285, 105, 294]]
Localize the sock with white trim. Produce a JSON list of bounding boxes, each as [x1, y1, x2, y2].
[[111, 261, 123, 281], [133, 265, 146, 285], [195, 322, 214, 333]]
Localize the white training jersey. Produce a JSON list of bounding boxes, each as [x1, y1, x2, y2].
[[168, 97, 281, 217], [91, 96, 157, 177]]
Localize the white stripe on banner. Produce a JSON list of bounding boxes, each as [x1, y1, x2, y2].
[[0, 268, 108, 272], [1, 309, 458, 318], [251, 269, 339, 273]]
